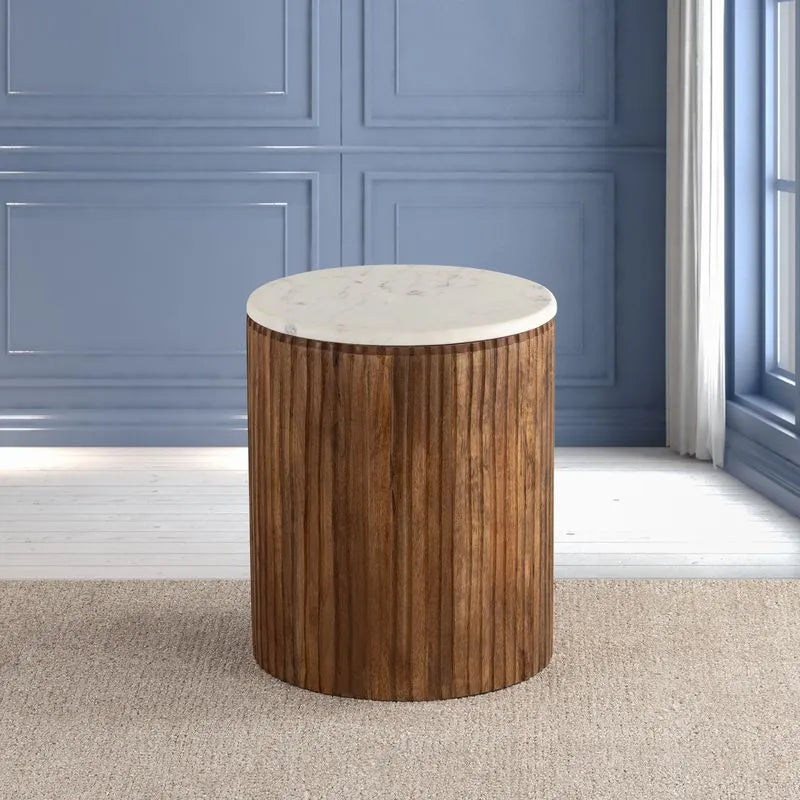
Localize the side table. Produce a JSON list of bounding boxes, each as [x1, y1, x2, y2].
[[246, 264, 556, 700]]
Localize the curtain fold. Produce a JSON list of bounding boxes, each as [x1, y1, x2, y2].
[[666, 0, 727, 466]]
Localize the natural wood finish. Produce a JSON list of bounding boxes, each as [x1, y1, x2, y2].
[[246, 319, 554, 700]]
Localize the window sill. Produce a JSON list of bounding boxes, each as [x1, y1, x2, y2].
[[727, 394, 800, 466], [733, 393, 794, 428], [726, 396, 800, 516]]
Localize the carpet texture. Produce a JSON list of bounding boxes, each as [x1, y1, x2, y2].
[[1, 580, 798, 800]]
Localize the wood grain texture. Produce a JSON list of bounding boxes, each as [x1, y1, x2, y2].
[[246, 318, 554, 700]]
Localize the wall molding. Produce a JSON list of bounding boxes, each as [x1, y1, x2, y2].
[[363, 0, 615, 128], [392, 0, 584, 98], [556, 407, 666, 447], [0, 145, 668, 155], [0, 405, 667, 447], [362, 169, 616, 388], [0, 408, 248, 446], [0, 0, 320, 127], [0, 376, 246, 389], [5, 201, 289, 357], [0, 171, 320, 271], [6, 0, 291, 97], [0, 170, 322, 181], [0, 169, 321, 369]]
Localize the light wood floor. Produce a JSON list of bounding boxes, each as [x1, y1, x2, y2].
[[0, 447, 798, 579]]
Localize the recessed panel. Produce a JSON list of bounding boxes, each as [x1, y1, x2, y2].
[[364, 0, 613, 126], [362, 171, 614, 385], [0, 0, 321, 125], [3, 173, 318, 358], [8, 0, 286, 95], [395, 0, 582, 96], [7, 204, 285, 355]]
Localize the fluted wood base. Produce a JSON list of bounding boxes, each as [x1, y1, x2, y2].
[[246, 318, 554, 700]]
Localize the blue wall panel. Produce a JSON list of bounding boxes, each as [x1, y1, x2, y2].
[[5, 180, 308, 357], [361, 0, 613, 127], [352, 168, 615, 386], [343, 0, 665, 147], [0, 0, 666, 445], [0, 0, 340, 143]]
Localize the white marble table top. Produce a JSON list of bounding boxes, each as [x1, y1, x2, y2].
[[246, 264, 556, 346]]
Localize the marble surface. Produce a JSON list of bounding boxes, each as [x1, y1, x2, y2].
[[246, 264, 557, 346]]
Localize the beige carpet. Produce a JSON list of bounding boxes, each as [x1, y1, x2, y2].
[[1, 581, 798, 800]]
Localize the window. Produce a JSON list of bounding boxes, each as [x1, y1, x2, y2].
[[765, 0, 797, 408], [726, 0, 800, 514]]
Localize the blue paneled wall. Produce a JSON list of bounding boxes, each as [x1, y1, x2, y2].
[[0, 0, 666, 445]]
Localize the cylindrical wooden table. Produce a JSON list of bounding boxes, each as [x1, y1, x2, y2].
[[246, 264, 556, 700]]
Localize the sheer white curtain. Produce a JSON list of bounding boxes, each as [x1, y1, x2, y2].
[[666, 0, 727, 466]]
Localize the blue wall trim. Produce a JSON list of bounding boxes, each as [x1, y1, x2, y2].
[[0, 406, 666, 448], [0, 409, 248, 447], [556, 408, 666, 447], [726, 427, 800, 516], [0, 0, 340, 136]]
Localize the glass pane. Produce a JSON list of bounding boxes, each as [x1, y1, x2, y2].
[[778, 1, 796, 181], [777, 190, 796, 373]]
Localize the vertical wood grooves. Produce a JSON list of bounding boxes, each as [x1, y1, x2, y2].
[[305, 342, 320, 693], [440, 351, 455, 699], [248, 319, 554, 700], [318, 343, 335, 694], [467, 345, 478, 695], [425, 349, 441, 696]]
